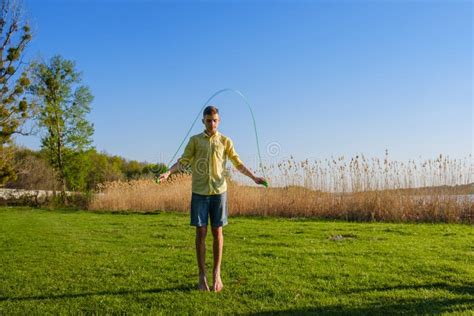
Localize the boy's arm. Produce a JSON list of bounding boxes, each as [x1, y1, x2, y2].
[[226, 138, 266, 185], [158, 137, 195, 182], [158, 161, 182, 182], [236, 164, 266, 185]]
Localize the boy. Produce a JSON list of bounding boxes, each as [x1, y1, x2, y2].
[[158, 105, 265, 292]]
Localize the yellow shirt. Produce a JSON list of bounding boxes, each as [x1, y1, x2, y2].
[[178, 131, 243, 195]]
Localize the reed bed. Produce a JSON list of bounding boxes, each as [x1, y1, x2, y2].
[[91, 173, 192, 213], [237, 152, 473, 193], [89, 154, 473, 223]]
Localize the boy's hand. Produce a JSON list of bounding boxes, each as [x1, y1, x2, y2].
[[253, 177, 266, 185], [157, 171, 171, 183]]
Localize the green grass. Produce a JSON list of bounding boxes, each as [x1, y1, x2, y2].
[[0, 207, 473, 315]]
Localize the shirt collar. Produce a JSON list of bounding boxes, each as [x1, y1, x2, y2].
[[202, 130, 219, 138]]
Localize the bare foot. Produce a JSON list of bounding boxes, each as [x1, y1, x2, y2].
[[198, 273, 210, 291], [212, 273, 224, 292]]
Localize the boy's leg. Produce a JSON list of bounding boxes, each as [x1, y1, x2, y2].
[[196, 226, 210, 291], [209, 192, 227, 292], [191, 193, 210, 291], [211, 226, 224, 292]]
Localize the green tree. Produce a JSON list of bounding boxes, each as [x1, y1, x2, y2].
[[86, 150, 123, 189], [144, 162, 168, 177], [122, 160, 143, 180], [61, 148, 92, 192], [0, 0, 33, 185], [30, 55, 94, 199]]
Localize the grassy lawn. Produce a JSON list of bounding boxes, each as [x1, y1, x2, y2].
[[0, 207, 472, 315]]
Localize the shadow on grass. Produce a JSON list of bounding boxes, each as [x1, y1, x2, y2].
[[88, 210, 163, 215], [0, 284, 194, 302], [249, 297, 472, 315], [342, 282, 474, 295], [250, 283, 473, 315]]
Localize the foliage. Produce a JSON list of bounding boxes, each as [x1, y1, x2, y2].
[[0, 0, 34, 185], [5, 147, 166, 191], [29, 55, 94, 197]]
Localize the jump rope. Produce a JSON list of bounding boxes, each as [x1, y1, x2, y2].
[[157, 88, 268, 188]]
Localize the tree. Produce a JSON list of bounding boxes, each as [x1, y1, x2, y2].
[[0, 0, 33, 185], [85, 150, 123, 190], [30, 55, 94, 199], [6, 146, 59, 190]]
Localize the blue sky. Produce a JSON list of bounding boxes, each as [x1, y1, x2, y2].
[[17, 0, 472, 168]]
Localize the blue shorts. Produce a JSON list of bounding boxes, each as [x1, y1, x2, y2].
[[190, 192, 228, 227]]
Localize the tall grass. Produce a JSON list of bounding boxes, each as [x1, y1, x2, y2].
[[91, 173, 191, 212], [89, 154, 473, 223], [248, 152, 472, 193]]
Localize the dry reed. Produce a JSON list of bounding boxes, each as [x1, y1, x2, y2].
[[89, 154, 473, 223]]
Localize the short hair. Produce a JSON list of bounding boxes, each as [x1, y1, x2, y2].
[[203, 105, 219, 116]]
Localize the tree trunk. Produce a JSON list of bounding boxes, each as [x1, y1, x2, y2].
[[56, 117, 67, 205]]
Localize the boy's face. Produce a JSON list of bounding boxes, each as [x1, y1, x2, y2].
[[202, 113, 220, 135]]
